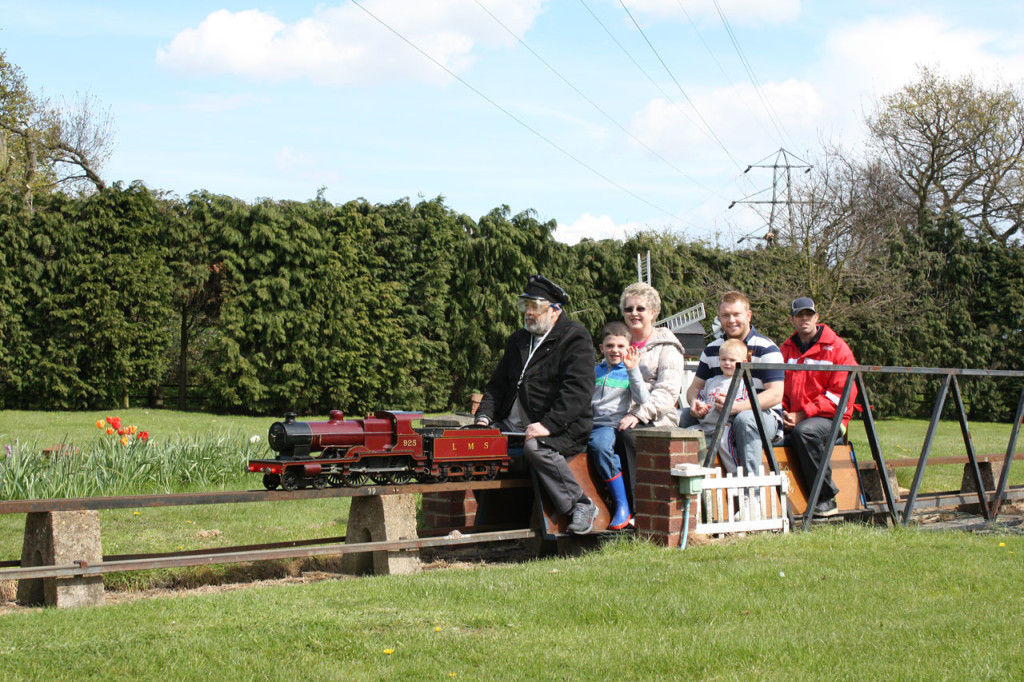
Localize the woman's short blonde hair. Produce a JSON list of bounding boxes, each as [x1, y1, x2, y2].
[[619, 282, 661, 317]]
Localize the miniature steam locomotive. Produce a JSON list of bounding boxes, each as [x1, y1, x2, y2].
[[247, 410, 511, 491]]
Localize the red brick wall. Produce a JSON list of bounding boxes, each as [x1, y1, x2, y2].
[[421, 490, 477, 529], [634, 428, 702, 548]]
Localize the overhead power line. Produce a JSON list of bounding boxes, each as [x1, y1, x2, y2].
[[618, 0, 743, 171], [712, 0, 794, 150], [349, 0, 686, 224], [474, 0, 720, 197]]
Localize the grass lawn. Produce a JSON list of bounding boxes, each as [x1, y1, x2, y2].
[[846, 417, 1023, 490], [0, 408, 276, 451], [0, 527, 1022, 679]]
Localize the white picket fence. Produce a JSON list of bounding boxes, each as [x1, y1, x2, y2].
[[694, 466, 790, 535]]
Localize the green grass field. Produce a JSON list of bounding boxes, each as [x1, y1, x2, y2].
[[1, 410, 1023, 678], [1, 529, 1022, 679]]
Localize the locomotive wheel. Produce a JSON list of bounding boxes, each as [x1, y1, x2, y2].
[[312, 476, 327, 490], [459, 467, 473, 482], [327, 474, 346, 488], [263, 473, 281, 490], [388, 471, 413, 485], [281, 471, 299, 491], [484, 464, 499, 480], [344, 472, 368, 487], [369, 474, 390, 485], [436, 466, 449, 483]]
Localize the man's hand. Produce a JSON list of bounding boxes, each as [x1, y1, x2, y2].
[[524, 421, 551, 441], [617, 414, 640, 430], [689, 399, 710, 419], [782, 410, 806, 429]]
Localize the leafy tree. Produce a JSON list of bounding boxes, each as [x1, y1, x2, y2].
[[448, 206, 560, 406], [867, 66, 1024, 244], [370, 197, 467, 411], [0, 191, 40, 406], [166, 191, 234, 410], [7, 184, 175, 408]]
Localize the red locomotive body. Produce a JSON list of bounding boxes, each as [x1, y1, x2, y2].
[[248, 409, 510, 491]]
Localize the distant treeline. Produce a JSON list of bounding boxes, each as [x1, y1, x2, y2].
[[1, 183, 1021, 420]]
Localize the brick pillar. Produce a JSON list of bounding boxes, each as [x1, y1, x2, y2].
[[421, 490, 478, 529], [420, 415, 477, 530], [635, 427, 702, 548]]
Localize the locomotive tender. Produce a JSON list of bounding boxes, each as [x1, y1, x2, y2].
[[248, 410, 511, 491]]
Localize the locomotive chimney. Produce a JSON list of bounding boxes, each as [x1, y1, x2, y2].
[[284, 412, 297, 424]]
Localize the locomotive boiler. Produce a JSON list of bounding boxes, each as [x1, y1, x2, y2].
[[248, 409, 511, 491]]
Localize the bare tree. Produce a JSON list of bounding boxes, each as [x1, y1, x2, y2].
[[778, 142, 916, 328], [867, 66, 1024, 244], [44, 93, 114, 192], [0, 51, 113, 206]]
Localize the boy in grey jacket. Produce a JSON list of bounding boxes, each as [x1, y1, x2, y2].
[[588, 321, 650, 529]]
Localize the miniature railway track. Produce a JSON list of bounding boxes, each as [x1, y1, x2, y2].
[[862, 485, 1024, 515], [0, 478, 531, 514], [0, 528, 538, 580], [0, 479, 536, 581]]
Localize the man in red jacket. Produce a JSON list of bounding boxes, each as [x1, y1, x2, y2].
[[781, 297, 858, 517]]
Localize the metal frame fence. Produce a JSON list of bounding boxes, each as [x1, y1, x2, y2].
[[699, 363, 1024, 530]]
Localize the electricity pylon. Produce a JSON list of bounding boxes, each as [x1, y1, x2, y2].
[[729, 148, 812, 245]]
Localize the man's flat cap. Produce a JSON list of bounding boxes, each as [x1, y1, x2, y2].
[[520, 274, 570, 305]]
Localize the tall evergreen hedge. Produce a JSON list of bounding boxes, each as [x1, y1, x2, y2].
[[1, 184, 1021, 419]]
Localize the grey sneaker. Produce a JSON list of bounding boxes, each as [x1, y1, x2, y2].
[[812, 498, 838, 517], [567, 499, 598, 534]]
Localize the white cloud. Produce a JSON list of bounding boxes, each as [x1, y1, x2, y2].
[[274, 146, 318, 172], [811, 14, 1024, 147], [628, 79, 824, 160], [626, 0, 800, 26], [156, 0, 547, 86], [555, 212, 642, 245]]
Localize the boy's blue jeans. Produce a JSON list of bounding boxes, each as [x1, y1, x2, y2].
[[587, 425, 622, 481]]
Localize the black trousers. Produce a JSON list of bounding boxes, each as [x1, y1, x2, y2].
[[785, 416, 839, 500], [523, 438, 584, 516]]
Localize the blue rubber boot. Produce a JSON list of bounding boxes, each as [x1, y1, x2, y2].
[[606, 473, 632, 530]]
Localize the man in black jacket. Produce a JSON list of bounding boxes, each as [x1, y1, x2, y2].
[[475, 275, 598, 534]]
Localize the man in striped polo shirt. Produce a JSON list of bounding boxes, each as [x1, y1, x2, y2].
[[684, 291, 785, 477]]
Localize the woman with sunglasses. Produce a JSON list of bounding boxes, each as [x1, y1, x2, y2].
[[615, 282, 685, 511]]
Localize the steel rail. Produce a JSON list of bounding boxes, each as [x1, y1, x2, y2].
[[0, 478, 531, 515], [863, 486, 1024, 515], [0, 528, 539, 581], [0, 522, 524, 569]]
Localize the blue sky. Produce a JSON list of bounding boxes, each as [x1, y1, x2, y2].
[[3, 0, 1024, 244]]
